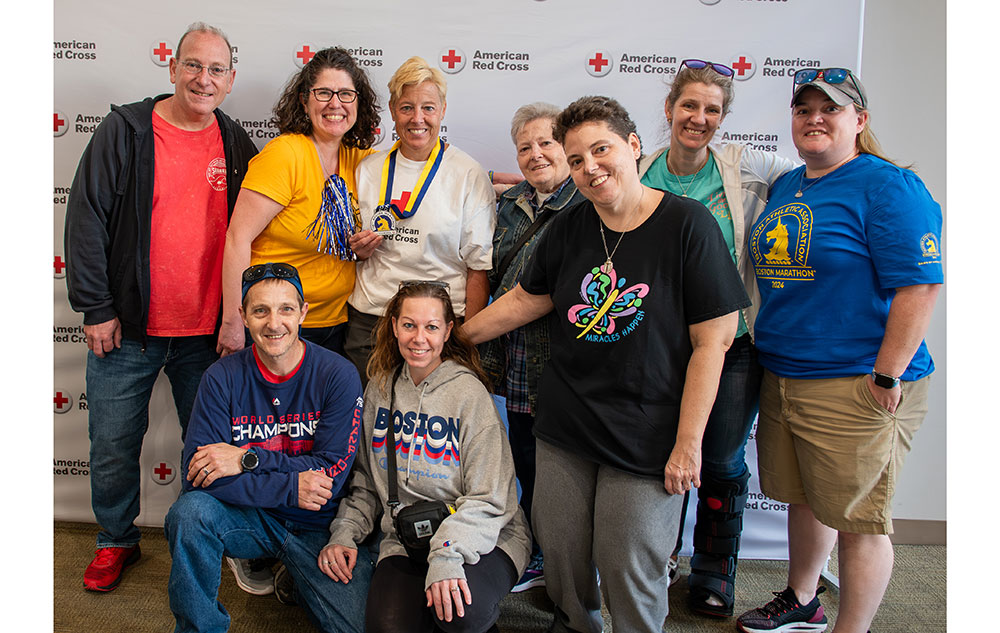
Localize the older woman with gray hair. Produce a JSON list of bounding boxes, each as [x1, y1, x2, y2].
[[480, 102, 587, 594]]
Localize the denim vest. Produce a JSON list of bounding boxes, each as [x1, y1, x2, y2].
[[479, 179, 586, 414]]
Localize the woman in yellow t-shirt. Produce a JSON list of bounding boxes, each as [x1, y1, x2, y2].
[[218, 47, 381, 355]]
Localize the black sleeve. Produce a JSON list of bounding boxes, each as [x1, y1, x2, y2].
[[63, 110, 128, 325], [677, 200, 751, 325]]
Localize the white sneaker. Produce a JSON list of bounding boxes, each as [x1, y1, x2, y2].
[[225, 557, 275, 595]]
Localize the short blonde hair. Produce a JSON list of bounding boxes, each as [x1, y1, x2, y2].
[[387, 56, 447, 107]]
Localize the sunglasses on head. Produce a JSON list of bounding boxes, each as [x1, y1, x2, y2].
[[679, 59, 734, 77], [793, 68, 866, 107], [242, 262, 300, 283]]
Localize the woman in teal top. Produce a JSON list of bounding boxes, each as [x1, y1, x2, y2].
[[637, 58, 795, 618]]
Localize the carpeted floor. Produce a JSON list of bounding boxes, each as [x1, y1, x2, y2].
[[53, 521, 945, 632]]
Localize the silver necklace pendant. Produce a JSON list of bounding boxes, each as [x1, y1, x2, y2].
[[794, 191, 803, 198]]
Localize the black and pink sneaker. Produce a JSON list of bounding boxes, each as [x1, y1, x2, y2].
[[736, 586, 828, 632]]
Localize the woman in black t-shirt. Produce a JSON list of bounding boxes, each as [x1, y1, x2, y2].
[[463, 96, 748, 633]]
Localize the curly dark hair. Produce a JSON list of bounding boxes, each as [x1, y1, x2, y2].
[[271, 47, 381, 149], [366, 283, 490, 394], [553, 95, 640, 147]]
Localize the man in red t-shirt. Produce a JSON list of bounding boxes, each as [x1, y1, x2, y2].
[[64, 21, 258, 592]]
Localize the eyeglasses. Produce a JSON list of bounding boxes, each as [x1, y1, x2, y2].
[[242, 262, 300, 283], [398, 280, 449, 291], [310, 88, 359, 103], [793, 68, 866, 108], [177, 60, 231, 79], [679, 59, 734, 78]]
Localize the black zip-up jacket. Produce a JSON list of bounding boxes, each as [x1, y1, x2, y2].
[[64, 94, 258, 342]]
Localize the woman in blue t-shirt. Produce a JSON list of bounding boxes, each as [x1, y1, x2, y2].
[[736, 69, 943, 633], [638, 59, 796, 617]]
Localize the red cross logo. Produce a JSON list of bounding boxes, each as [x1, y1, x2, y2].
[[295, 45, 316, 67], [54, 256, 66, 278], [730, 54, 756, 81], [437, 47, 465, 74], [590, 53, 609, 73], [153, 42, 172, 62], [391, 191, 412, 210], [442, 50, 462, 69], [585, 51, 613, 77], [54, 391, 72, 413], [152, 461, 177, 485], [54, 111, 68, 137], [150, 39, 174, 67]]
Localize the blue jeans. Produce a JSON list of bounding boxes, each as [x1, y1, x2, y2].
[[87, 335, 218, 548], [673, 333, 762, 555], [165, 491, 374, 633], [701, 333, 763, 479]]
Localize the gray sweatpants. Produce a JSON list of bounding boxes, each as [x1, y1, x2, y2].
[[534, 440, 684, 633]]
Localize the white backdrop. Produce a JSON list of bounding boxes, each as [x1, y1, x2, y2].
[[53, 0, 867, 560]]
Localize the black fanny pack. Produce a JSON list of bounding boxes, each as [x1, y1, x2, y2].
[[385, 365, 455, 565], [393, 500, 456, 563]]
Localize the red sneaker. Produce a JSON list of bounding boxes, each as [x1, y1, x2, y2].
[[83, 545, 141, 592]]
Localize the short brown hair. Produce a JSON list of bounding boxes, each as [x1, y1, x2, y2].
[[553, 95, 639, 148]]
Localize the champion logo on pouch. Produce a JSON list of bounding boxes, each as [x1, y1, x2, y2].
[[53, 40, 96, 61], [294, 43, 319, 68], [272, 397, 280, 406], [54, 390, 73, 414], [152, 461, 176, 485], [54, 111, 68, 137], [439, 47, 466, 74], [617, 52, 679, 76], [585, 50, 613, 77], [729, 54, 757, 81], [150, 39, 174, 66], [762, 57, 821, 78], [206, 157, 227, 191]]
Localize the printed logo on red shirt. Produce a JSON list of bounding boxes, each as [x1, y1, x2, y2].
[[206, 157, 227, 191]]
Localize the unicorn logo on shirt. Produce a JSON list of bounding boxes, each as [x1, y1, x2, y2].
[[750, 202, 816, 285], [568, 264, 649, 342]]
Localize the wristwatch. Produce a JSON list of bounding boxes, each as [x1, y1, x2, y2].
[[871, 370, 900, 389], [240, 448, 259, 472]]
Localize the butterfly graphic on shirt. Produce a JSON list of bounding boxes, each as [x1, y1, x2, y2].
[[568, 264, 649, 339]]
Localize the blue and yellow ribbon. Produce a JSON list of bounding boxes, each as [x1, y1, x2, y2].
[[379, 138, 446, 219]]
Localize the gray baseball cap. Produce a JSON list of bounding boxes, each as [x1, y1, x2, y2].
[[791, 68, 868, 109]]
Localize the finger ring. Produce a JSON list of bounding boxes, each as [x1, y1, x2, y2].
[[451, 587, 460, 593], [203, 468, 210, 474], [325, 561, 332, 566]]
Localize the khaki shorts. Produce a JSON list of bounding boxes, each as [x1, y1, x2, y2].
[[756, 370, 930, 535]]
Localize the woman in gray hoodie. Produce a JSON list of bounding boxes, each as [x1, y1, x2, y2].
[[321, 281, 530, 633]]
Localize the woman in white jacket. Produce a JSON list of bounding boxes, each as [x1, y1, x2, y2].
[[637, 58, 796, 618], [321, 280, 530, 633]]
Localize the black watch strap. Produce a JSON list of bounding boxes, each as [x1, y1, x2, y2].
[[871, 371, 900, 389]]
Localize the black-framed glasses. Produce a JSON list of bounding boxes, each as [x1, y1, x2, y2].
[[310, 88, 359, 103], [242, 262, 300, 283], [177, 60, 231, 79], [679, 59, 734, 78], [793, 68, 866, 108], [398, 280, 450, 291]]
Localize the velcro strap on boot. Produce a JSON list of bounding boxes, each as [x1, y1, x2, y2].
[[697, 489, 750, 515], [693, 531, 740, 556], [694, 513, 743, 538], [690, 552, 737, 576]]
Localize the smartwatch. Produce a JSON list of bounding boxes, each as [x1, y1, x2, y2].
[[240, 448, 259, 472], [871, 370, 900, 389]]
